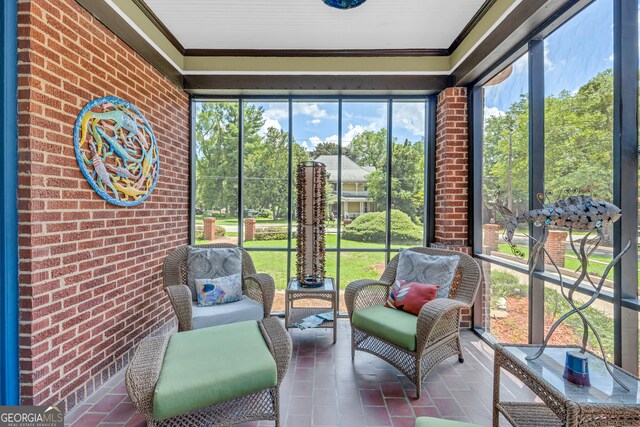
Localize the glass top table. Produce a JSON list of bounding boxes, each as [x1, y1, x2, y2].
[[285, 277, 337, 343], [493, 344, 640, 426]]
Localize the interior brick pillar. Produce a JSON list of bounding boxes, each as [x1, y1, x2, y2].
[[546, 230, 568, 268], [432, 87, 470, 252], [432, 87, 473, 327], [483, 224, 501, 253], [244, 218, 256, 241], [203, 217, 217, 241]]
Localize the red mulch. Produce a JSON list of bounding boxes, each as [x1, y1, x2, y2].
[[491, 296, 583, 346]]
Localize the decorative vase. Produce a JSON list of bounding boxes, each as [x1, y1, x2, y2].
[[563, 351, 591, 387]]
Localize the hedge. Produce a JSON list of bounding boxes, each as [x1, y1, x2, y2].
[[342, 210, 423, 244]]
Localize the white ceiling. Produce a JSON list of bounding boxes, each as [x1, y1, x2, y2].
[[144, 0, 486, 50]]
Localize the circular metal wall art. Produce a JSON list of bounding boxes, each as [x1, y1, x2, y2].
[[73, 96, 159, 207], [322, 0, 367, 9]]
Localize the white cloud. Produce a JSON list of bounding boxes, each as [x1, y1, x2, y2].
[[543, 43, 555, 71], [293, 103, 329, 119], [259, 118, 282, 136], [343, 124, 366, 145], [608, 54, 614, 62], [392, 103, 426, 137], [484, 107, 505, 120], [263, 105, 288, 120], [307, 135, 338, 150], [311, 119, 322, 125]]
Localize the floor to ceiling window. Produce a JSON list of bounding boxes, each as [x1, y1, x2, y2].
[[474, 0, 639, 373], [193, 97, 432, 313], [480, 54, 530, 344]]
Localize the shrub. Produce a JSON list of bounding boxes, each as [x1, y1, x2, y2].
[[255, 226, 291, 241], [195, 225, 225, 241], [491, 270, 527, 299], [342, 209, 423, 244]]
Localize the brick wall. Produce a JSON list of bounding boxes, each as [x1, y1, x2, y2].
[[433, 87, 475, 328], [16, 0, 189, 411]]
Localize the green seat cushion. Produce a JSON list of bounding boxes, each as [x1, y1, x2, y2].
[[352, 305, 418, 351], [153, 320, 277, 421], [415, 417, 482, 427]]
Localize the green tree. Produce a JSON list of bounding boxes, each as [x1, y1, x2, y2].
[[195, 102, 240, 214], [346, 129, 386, 167], [366, 139, 425, 221], [311, 141, 338, 159]]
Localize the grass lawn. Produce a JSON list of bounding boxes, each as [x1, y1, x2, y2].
[[497, 243, 640, 286], [194, 234, 392, 290], [196, 215, 340, 228]]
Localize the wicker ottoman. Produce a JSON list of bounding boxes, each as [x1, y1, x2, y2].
[[126, 317, 291, 427]]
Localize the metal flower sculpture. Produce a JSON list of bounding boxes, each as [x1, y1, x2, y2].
[[501, 194, 631, 389], [74, 96, 159, 207], [322, 0, 367, 9]]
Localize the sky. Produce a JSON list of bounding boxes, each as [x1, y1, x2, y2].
[[484, 0, 616, 115], [250, 100, 426, 152]]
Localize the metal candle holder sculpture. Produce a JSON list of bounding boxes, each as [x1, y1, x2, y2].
[[296, 162, 327, 287], [501, 194, 631, 390]]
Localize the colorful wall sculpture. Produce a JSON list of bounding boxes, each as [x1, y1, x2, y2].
[[73, 96, 159, 206]]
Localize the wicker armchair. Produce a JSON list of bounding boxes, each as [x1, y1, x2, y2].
[[163, 243, 275, 331], [345, 247, 482, 398]]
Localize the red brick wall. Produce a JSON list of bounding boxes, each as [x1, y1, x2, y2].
[[16, 0, 189, 411], [433, 87, 475, 328]]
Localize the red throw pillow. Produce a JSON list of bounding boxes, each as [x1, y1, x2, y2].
[[385, 280, 439, 315]]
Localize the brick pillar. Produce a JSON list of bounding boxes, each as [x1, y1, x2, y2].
[[483, 224, 501, 253], [203, 217, 216, 241], [432, 87, 473, 327], [546, 230, 568, 268], [432, 87, 469, 254], [244, 218, 256, 241]]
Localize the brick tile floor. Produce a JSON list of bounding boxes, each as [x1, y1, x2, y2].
[[65, 319, 536, 426]]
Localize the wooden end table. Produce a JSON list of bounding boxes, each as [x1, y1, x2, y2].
[[493, 343, 640, 427], [285, 277, 337, 343]]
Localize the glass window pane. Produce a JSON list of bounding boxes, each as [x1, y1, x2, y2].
[[391, 101, 426, 248], [543, 0, 614, 274], [341, 102, 388, 249], [483, 261, 529, 344], [242, 101, 290, 248], [339, 252, 386, 295], [481, 55, 529, 265], [194, 101, 239, 244], [248, 251, 289, 312], [545, 282, 614, 363], [292, 101, 339, 247]]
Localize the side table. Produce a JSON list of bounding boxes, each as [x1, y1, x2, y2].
[[493, 343, 640, 427], [285, 277, 337, 343]]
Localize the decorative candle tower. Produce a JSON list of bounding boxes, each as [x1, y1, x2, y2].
[[296, 161, 326, 287]]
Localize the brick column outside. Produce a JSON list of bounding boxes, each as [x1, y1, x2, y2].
[[244, 218, 256, 241], [203, 217, 217, 241], [432, 87, 473, 327], [483, 224, 501, 253], [546, 230, 568, 268]]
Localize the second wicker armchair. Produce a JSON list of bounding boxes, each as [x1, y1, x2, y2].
[[345, 247, 481, 398]]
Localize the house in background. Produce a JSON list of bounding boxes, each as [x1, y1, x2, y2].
[[316, 155, 376, 219]]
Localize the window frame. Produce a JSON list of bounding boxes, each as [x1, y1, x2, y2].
[[189, 95, 437, 311], [469, 0, 639, 372]]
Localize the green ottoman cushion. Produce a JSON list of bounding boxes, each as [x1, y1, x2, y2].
[[415, 417, 482, 427], [352, 305, 418, 351], [152, 320, 277, 421]]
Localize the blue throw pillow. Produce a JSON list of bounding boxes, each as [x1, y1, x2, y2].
[[195, 274, 243, 306]]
